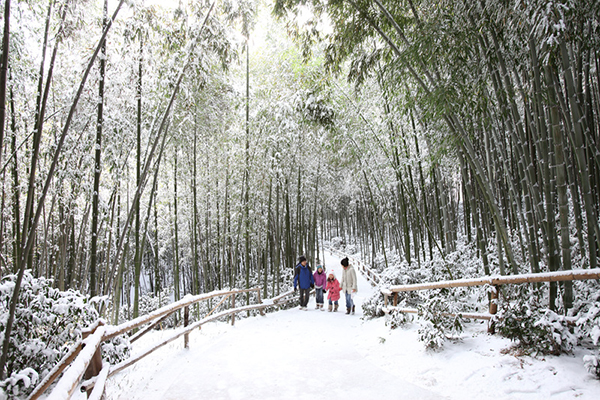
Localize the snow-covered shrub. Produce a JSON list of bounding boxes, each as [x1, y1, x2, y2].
[[329, 237, 345, 251], [534, 309, 577, 353], [496, 285, 575, 356], [0, 271, 98, 397], [362, 257, 423, 319], [1, 368, 38, 399], [386, 309, 413, 329], [102, 334, 131, 366], [344, 244, 358, 255], [0, 271, 130, 398], [576, 297, 600, 379], [417, 294, 464, 350], [362, 292, 385, 319], [583, 355, 600, 379], [418, 319, 446, 351]]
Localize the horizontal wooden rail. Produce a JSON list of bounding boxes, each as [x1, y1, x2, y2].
[[382, 306, 493, 321], [36, 287, 267, 400], [104, 287, 262, 341], [46, 326, 106, 400], [86, 362, 109, 400], [28, 318, 109, 399], [79, 288, 297, 393], [107, 302, 271, 378], [129, 314, 171, 344], [107, 291, 297, 378], [381, 268, 600, 334], [269, 289, 295, 304], [383, 268, 600, 293], [26, 339, 83, 400]]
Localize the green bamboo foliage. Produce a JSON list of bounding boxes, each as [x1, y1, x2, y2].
[[1, 0, 598, 351], [272, 0, 600, 313]]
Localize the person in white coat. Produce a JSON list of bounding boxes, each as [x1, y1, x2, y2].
[[339, 257, 357, 314]]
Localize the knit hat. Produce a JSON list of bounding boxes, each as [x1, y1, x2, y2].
[[341, 257, 349, 267], [299, 255, 307, 263], [328, 269, 336, 279], [317, 265, 323, 271]]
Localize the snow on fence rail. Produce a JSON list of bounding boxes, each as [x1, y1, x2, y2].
[[382, 268, 600, 293], [28, 287, 297, 400], [381, 268, 600, 332], [327, 248, 382, 286], [380, 307, 493, 321]]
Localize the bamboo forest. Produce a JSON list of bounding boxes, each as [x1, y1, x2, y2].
[[1, 0, 600, 398]]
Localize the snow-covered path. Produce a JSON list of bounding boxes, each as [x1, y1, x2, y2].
[[104, 251, 600, 399], [106, 251, 442, 399]]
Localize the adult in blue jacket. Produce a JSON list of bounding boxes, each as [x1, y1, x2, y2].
[[294, 255, 314, 310]]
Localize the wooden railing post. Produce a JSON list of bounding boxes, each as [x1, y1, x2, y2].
[[489, 285, 499, 315], [82, 321, 105, 398], [488, 285, 499, 334], [257, 289, 265, 316], [231, 294, 236, 326], [36, 287, 280, 397], [184, 306, 190, 349]]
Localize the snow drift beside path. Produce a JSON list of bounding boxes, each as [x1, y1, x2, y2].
[[102, 251, 600, 400]]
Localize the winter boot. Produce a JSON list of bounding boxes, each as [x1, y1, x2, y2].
[[346, 307, 351, 315], [352, 305, 355, 315], [328, 304, 333, 312], [316, 304, 320, 310], [334, 304, 338, 312], [320, 304, 325, 311]]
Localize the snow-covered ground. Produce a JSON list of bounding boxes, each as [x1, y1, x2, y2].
[[103, 251, 600, 399]]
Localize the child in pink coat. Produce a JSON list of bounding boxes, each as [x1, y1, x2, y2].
[[313, 265, 327, 310], [325, 271, 341, 312]]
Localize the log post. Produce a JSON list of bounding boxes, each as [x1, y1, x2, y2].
[[488, 285, 499, 334], [393, 292, 398, 307], [231, 294, 236, 326], [257, 288, 265, 316], [83, 321, 105, 398], [184, 306, 189, 349]]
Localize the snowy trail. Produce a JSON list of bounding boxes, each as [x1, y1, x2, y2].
[[105, 251, 444, 399], [104, 251, 600, 400]]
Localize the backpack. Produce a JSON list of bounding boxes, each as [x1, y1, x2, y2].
[[294, 263, 312, 280]]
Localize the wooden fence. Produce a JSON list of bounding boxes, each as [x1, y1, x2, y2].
[[381, 268, 600, 331], [28, 287, 298, 400], [326, 248, 382, 286]]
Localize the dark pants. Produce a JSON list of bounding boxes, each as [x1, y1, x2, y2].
[[315, 288, 324, 304], [299, 289, 310, 307]]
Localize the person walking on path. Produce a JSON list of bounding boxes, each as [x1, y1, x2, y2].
[[293, 256, 314, 310], [313, 265, 327, 310], [339, 257, 357, 314], [325, 271, 341, 312]]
